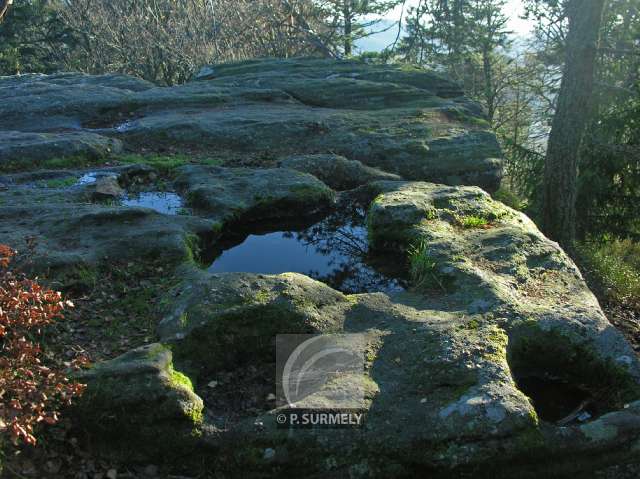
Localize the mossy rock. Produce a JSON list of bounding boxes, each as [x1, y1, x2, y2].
[[0, 171, 214, 285], [0, 131, 122, 173], [1, 59, 504, 191], [75, 343, 204, 459]]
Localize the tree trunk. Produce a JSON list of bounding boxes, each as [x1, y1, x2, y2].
[[482, 44, 495, 121], [541, 0, 606, 248], [343, 0, 353, 56]]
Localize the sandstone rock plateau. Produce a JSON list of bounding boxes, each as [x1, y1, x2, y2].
[[1, 59, 638, 477]]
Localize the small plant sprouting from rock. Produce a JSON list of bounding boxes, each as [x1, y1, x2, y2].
[[0, 245, 87, 446], [408, 240, 450, 292], [184, 233, 203, 265]]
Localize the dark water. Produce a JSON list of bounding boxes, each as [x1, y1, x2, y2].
[[208, 200, 408, 294], [516, 376, 593, 423]]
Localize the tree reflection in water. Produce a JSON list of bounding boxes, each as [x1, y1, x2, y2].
[[290, 203, 407, 294], [209, 195, 408, 294]]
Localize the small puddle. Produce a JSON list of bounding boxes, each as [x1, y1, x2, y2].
[[122, 192, 183, 215], [77, 172, 100, 185], [115, 120, 134, 133], [516, 376, 594, 424], [208, 200, 407, 294]]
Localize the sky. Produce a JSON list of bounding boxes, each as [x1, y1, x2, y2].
[[359, 0, 534, 52]]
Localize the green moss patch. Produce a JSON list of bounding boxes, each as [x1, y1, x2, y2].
[[116, 153, 223, 176], [458, 215, 490, 229]]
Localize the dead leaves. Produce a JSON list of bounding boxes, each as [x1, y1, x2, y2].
[[0, 244, 87, 446]]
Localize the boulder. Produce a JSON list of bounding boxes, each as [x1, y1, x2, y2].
[[0, 59, 504, 191], [75, 343, 204, 458], [174, 165, 335, 224], [366, 181, 640, 371], [158, 271, 351, 374], [92, 175, 124, 199]]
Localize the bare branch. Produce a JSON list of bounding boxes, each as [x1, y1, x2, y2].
[[0, 0, 13, 23]]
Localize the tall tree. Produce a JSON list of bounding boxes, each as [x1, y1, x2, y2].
[[541, 0, 606, 247], [399, 0, 511, 123], [399, 0, 471, 79]]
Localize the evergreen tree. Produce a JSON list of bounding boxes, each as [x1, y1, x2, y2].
[[318, 0, 401, 56], [467, 0, 511, 121], [399, 0, 511, 122]]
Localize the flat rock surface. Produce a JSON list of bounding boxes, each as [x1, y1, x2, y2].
[[1, 59, 503, 191], [0, 130, 122, 171]]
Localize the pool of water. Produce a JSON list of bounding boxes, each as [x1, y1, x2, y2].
[[208, 200, 408, 294], [122, 192, 183, 215]]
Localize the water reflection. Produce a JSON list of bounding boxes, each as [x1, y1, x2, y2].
[[208, 198, 407, 294], [122, 192, 183, 215]]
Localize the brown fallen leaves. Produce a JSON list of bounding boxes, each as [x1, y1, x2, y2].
[[0, 244, 87, 446]]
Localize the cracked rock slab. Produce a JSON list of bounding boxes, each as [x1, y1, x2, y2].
[[279, 154, 402, 190]]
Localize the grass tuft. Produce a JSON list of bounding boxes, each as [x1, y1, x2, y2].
[[408, 240, 451, 291]]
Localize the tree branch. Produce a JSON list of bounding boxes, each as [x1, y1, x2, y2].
[[0, 0, 13, 23]]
